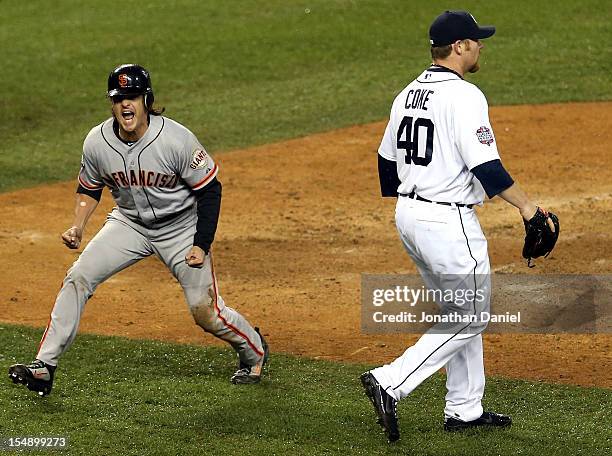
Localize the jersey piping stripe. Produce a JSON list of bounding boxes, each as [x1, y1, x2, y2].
[[457, 207, 480, 320], [415, 78, 463, 84], [192, 164, 219, 191], [137, 117, 165, 221], [390, 208, 481, 393], [417, 65, 464, 84], [100, 123, 129, 187], [210, 253, 265, 357], [78, 175, 103, 190]]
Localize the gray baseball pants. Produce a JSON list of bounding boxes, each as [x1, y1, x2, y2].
[[37, 208, 264, 367]]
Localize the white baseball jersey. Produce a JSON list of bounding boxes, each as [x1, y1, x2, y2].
[[378, 66, 500, 204], [78, 115, 218, 226]]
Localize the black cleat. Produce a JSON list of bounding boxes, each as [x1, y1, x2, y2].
[[444, 411, 512, 432], [231, 328, 269, 384], [8, 360, 56, 397], [360, 372, 400, 442]]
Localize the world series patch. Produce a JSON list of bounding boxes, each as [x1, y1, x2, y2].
[[476, 126, 494, 146], [190, 149, 210, 169]]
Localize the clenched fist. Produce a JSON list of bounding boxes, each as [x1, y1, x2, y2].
[[185, 245, 206, 268], [61, 226, 83, 249]]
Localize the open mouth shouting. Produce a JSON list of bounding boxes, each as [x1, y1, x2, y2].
[[117, 106, 139, 134], [111, 94, 148, 141], [122, 109, 135, 121], [121, 108, 137, 128]]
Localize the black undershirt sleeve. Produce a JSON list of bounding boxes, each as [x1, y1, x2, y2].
[[76, 184, 103, 201], [193, 177, 222, 254], [471, 159, 514, 199], [378, 154, 401, 197]]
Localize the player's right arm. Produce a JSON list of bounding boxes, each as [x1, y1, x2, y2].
[[64, 137, 105, 249], [61, 193, 99, 249], [377, 104, 401, 197]]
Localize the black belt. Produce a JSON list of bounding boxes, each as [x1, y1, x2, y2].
[[399, 192, 473, 209]]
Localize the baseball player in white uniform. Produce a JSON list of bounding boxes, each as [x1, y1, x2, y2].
[[360, 11, 555, 441], [8, 64, 269, 396]]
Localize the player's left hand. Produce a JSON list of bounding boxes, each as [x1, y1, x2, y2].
[[522, 207, 560, 267], [185, 245, 206, 268]]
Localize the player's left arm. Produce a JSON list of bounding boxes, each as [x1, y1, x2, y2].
[[454, 86, 529, 212], [185, 178, 222, 268], [471, 159, 513, 199], [470, 150, 554, 226], [454, 87, 501, 171], [470, 151, 556, 239], [178, 132, 220, 268]]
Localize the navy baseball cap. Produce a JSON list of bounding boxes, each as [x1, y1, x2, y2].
[[429, 11, 495, 46]]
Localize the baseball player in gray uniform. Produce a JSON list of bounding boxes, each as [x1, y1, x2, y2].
[[360, 11, 556, 442], [8, 64, 269, 396]]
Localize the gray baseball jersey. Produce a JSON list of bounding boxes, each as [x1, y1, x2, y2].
[[36, 115, 265, 369], [78, 115, 218, 226]]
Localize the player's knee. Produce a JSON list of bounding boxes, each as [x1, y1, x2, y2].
[[188, 287, 219, 330], [64, 266, 96, 295], [185, 286, 215, 310]]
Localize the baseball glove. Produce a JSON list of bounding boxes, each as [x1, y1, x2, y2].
[[522, 207, 560, 267]]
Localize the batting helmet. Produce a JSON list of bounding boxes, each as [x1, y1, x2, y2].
[[107, 64, 154, 109]]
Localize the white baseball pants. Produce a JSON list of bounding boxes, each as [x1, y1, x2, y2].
[[371, 196, 491, 422]]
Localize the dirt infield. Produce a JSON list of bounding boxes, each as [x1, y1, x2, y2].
[[1, 102, 610, 388]]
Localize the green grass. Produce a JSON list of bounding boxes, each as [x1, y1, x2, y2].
[[0, 0, 610, 191], [0, 324, 609, 455]]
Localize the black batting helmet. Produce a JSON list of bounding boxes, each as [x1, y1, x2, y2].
[[107, 64, 154, 108]]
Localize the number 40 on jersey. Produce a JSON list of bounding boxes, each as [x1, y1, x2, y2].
[[397, 116, 434, 166]]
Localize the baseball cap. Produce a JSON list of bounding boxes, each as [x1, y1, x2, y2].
[[429, 11, 495, 46]]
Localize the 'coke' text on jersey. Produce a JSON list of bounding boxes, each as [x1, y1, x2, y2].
[[378, 66, 500, 204], [78, 116, 218, 226]]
